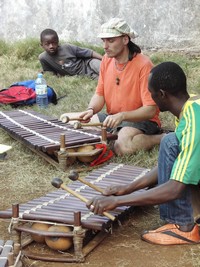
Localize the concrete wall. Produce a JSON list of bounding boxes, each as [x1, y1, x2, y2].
[[0, 0, 199, 50]]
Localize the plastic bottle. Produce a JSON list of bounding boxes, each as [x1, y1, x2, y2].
[[35, 73, 48, 108]]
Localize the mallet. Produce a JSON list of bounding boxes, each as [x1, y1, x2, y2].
[[68, 170, 104, 194], [51, 178, 115, 221], [61, 116, 82, 123], [74, 121, 103, 129]]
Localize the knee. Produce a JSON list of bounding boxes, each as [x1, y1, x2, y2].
[[113, 135, 130, 155], [113, 129, 129, 155], [160, 133, 179, 150], [113, 128, 147, 155], [113, 134, 141, 156], [89, 59, 101, 73], [159, 133, 180, 162], [113, 140, 131, 156]]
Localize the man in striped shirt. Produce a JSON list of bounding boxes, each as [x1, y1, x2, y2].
[[87, 61, 200, 245]]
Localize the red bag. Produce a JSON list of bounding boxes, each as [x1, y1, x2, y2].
[[0, 86, 36, 105], [90, 144, 114, 166]]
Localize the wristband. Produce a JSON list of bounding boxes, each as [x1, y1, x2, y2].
[[87, 107, 94, 112]]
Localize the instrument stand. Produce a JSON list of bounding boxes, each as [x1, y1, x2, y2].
[[0, 110, 117, 172], [9, 205, 110, 263], [57, 147, 103, 171]]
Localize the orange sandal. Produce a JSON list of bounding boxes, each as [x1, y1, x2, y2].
[[141, 224, 200, 245]]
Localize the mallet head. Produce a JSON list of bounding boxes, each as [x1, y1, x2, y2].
[[51, 178, 63, 188], [74, 121, 81, 129], [68, 170, 79, 181], [62, 116, 70, 123]]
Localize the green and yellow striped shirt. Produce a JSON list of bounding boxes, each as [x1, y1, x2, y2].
[[171, 96, 200, 185]]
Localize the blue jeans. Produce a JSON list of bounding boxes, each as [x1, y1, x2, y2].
[[158, 133, 194, 226]]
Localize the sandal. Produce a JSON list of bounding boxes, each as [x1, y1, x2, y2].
[[141, 223, 200, 245]]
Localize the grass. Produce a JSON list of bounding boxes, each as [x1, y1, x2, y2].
[[0, 47, 199, 190], [1, 39, 200, 170], [1, 39, 200, 267]]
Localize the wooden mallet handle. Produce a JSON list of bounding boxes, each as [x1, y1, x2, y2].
[[68, 170, 104, 194], [74, 121, 103, 129], [61, 116, 82, 123], [52, 178, 115, 221]]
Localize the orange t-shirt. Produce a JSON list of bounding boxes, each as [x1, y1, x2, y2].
[[96, 53, 160, 126]]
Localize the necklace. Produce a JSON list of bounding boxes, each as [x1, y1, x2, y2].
[[115, 60, 129, 85], [115, 60, 129, 71]]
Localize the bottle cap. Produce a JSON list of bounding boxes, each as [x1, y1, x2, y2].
[[38, 73, 43, 78]]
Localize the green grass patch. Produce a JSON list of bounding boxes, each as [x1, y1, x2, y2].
[[1, 38, 200, 169], [0, 38, 200, 267], [11, 38, 43, 60]]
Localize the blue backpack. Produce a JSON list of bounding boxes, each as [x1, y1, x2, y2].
[[12, 80, 57, 105], [0, 80, 57, 106]]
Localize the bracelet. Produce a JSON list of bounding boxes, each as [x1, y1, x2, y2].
[[87, 107, 94, 112]]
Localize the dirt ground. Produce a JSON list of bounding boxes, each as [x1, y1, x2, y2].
[[0, 133, 200, 267], [1, 50, 200, 267], [0, 203, 200, 267], [25, 207, 200, 267]]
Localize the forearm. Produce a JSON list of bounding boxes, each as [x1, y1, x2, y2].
[[121, 106, 157, 122], [40, 62, 53, 73], [39, 58, 62, 75], [88, 180, 185, 215], [92, 51, 103, 60], [87, 94, 105, 114], [124, 166, 158, 194], [116, 180, 185, 207]]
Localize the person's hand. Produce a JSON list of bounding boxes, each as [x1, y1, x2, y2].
[[86, 195, 118, 215], [102, 184, 129, 196], [79, 109, 94, 122], [103, 113, 124, 128], [59, 111, 92, 123]]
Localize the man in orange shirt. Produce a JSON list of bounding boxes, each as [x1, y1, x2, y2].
[[61, 18, 164, 155]]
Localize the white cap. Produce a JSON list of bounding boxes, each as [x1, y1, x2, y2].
[[98, 18, 138, 39]]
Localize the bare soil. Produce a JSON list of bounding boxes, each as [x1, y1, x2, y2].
[[1, 50, 200, 267], [0, 134, 200, 267], [1, 206, 199, 267]]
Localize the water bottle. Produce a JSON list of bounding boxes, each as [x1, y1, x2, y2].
[[35, 73, 48, 108]]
